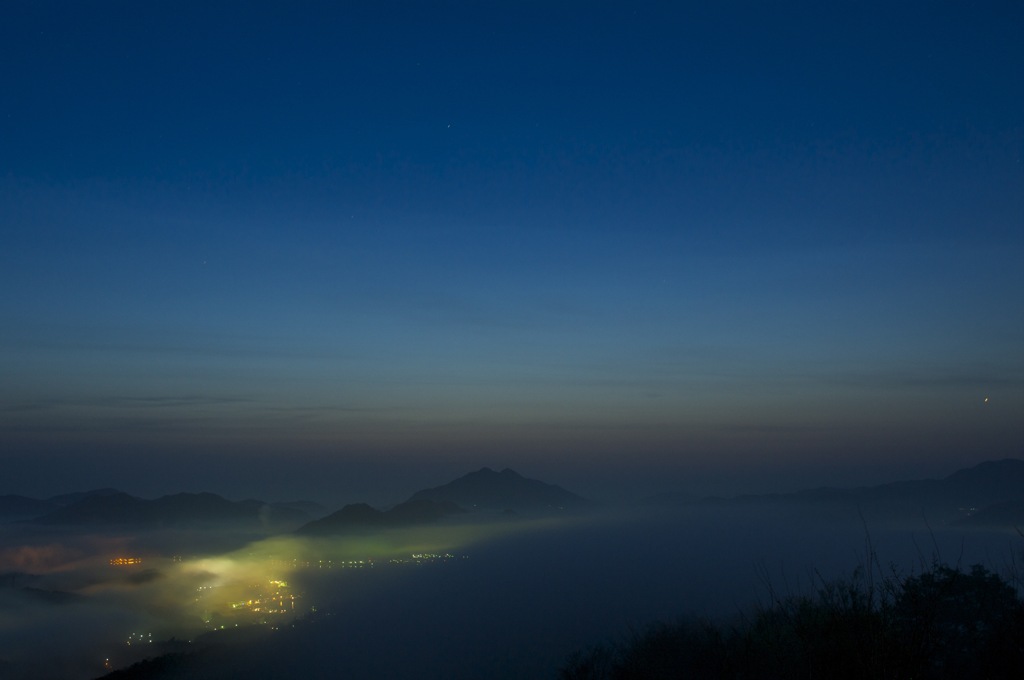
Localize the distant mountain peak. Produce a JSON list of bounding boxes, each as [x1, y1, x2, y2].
[[408, 468, 589, 513], [470, 467, 521, 478], [295, 498, 464, 536]]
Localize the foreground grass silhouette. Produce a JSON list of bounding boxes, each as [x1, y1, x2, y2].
[[561, 562, 1024, 679]]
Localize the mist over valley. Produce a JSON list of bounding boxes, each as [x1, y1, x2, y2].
[[2, 462, 1022, 679]]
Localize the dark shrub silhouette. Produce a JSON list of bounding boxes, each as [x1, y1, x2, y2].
[[561, 562, 1024, 680], [891, 564, 1023, 679]]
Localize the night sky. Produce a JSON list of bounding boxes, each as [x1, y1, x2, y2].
[[2, 1, 1022, 503]]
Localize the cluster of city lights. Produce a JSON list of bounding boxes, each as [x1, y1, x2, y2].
[[125, 632, 152, 646]]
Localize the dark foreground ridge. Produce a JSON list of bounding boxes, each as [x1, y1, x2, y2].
[[561, 561, 1024, 680]]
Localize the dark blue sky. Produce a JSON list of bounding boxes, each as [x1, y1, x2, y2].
[[2, 1, 1022, 503]]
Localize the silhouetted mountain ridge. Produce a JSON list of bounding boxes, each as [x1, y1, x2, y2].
[[407, 467, 591, 513], [296, 498, 465, 535], [648, 459, 1024, 526], [0, 495, 55, 520], [0, 488, 125, 520], [47, 488, 123, 507], [30, 491, 311, 528], [773, 458, 1024, 509]]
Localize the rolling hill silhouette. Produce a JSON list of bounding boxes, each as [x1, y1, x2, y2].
[[0, 495, 55, 520], [0, 488, 124, 520], [30, 491, 310, 529], [648, 458, 1024, 526]]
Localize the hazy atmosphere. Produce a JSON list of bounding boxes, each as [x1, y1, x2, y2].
[[3, 0, 1022, 505], [1, 2, 1023, 678]]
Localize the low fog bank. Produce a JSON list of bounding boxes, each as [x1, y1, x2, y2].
[[57, 504, 1021, 680]]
